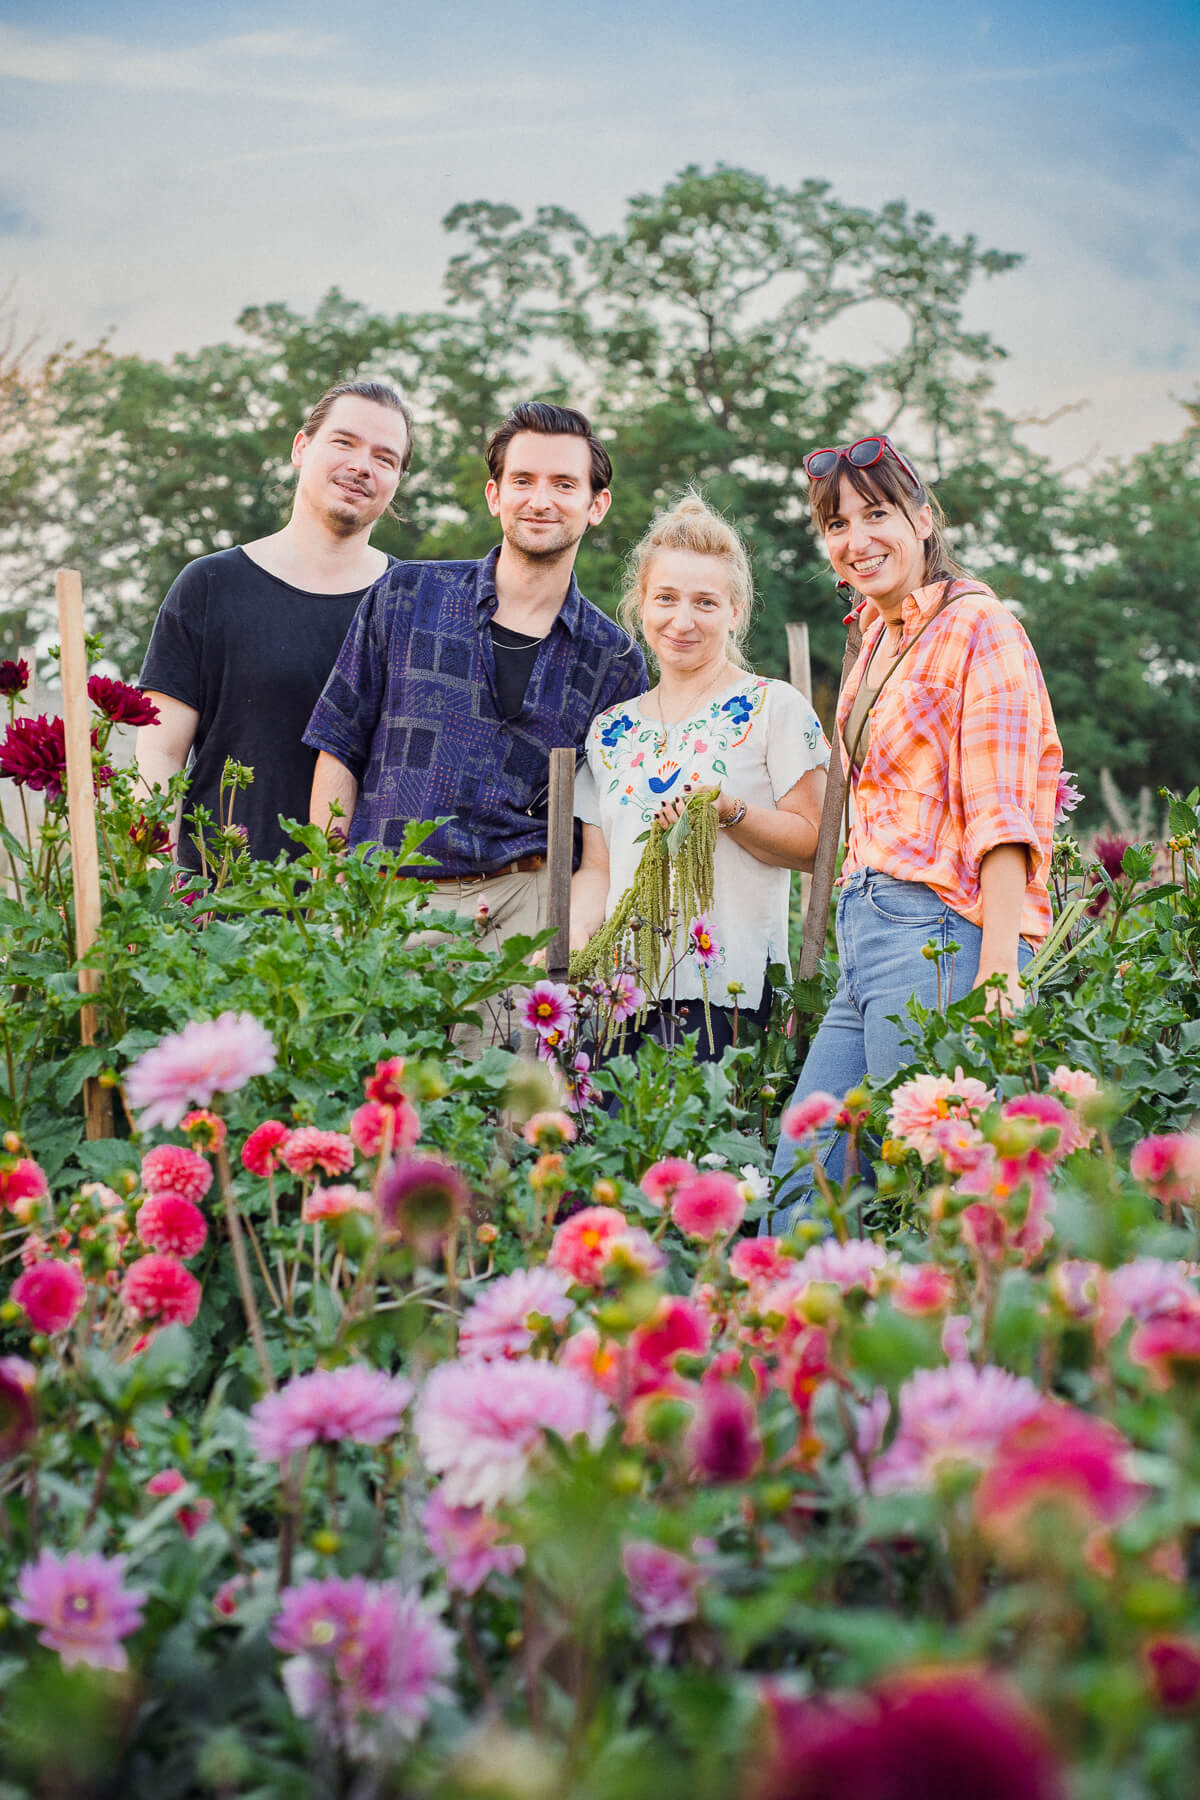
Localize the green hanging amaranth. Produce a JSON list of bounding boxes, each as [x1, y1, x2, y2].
[[569, 791, 720, 1050]]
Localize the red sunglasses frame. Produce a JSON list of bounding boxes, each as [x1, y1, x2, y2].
[[803, 435, 922, 491]]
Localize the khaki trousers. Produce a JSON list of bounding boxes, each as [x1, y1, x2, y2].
[[423, 865, 550, 1061]]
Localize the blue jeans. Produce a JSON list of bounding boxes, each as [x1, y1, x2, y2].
[[767, 869, 1032, 1229]]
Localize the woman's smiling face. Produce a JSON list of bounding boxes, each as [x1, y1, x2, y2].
[[823, 473, 933, 616], [640, 549, 741, 677]]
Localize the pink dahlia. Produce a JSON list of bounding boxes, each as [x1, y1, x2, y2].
[[1054, 770, 1084, 826], [607, 972, 646, 1023], [1129, 1312, 1200, 1388], [363, 1056, 408, 1107], [125, 1012, 276, 1130], [458, 1265, 576, 1361], [140, 1144, 213, 1204], [782, 1091, 841, 1140], [563, 1049, 596, 1113], [887, 1069, 993, 1164], [414, 1357, 611, 1508], [891, 1262, 956, 1316], [422, 1489, 524, 1593], [1047, 1066, 1101, 1152], [975, 1402, 1144, 1551], [630, 1295, 710, 1374], [792, 1237, 892, 1295], [670, 1170, 745, 1241], [521, 1110, 577, 1151], [640, 1157, 696, 1208], [11, 1259, 87, 1334], [249, 1364, 414, 1463], [686, 1379, 761, 1483], [1000, 1092, 1075, 1170], [377, 1155, 469, 1250], [547, 1205, 631, 1286], [87, 675, 160, 727], [14, 1549, 146, 1671], [1131, 1133, 1200, 1207], [302, 1184, 373, 1224], [180, 1109, 227, 1152], [729, 1237, 794, 1284], [145, 1467, 213, 1538], [241, 1118, 290, 1177], [870, 1363, 1042, 1494], [687, 913, 721, 967], [120, 1253, 202, 1325], [350, 1097, 420, 1158], [0, 1157, 49, 1213], [136, 1192, 208, 1258], [521, 980, 576, 1038], [280, 1127, 356, 1180], [1106, 1257, 1200, 1331], [622, 1539, 703, 1651], [0, 1355, 37, 1459]]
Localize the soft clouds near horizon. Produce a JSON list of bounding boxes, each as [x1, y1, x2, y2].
[[1, 0, 1196, 471]]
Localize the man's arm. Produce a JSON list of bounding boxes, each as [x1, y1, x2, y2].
[[310, 751, 359, 841], [569, 823, 609, 951], [135, 692, 199, 849]]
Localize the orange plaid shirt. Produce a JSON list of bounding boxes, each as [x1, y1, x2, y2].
[[837, 579, 1062, 944]]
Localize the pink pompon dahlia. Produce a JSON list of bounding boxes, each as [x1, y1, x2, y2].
[[11, 1259, 87, 1334], [547, 1205, 631, 1286], [125, 1012, 276, 1130], [249, 1364, 414, 1463], [670, 1170, 746, 1241], [415, 1357, 611, 1509], [1130, 1133, 1200, 1207], [0, 1355, 37, 1459], [120, 1253, 202, 1326], [870, 1363, 1042, 1495], [350, 1097, 420, 1158], [686, 1379, 761, 1483], [887, 1069, 994, 1164], [782, 1091, 841, 1141], [14, 1549, 146, 1671], [458, 1265, 576, 1361], [521, 980, 576, 1039], [423, 1489, 525, 1593], [87, 675, 160, 728], [687, 914, 721, 967], [145, 1467, 213, 1538], [241, 1119, 290, 1177], [0, 1157, 49, 1214], [140, 1143, 213, 1204], [280, 1127, 356, 1180], [136, 1192, 208, 1259], [302, 1184, 373, 1224], [180, 1109, 227, 1152], [640, 1157, 695, 1208]]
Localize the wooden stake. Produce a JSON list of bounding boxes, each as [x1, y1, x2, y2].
[[786, 621, 812, 702], [56, 569, 114, 1141], [544, 748, 576, 981], [798, 612, 863, 980]]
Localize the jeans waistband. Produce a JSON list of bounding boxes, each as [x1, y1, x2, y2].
[[839, 867, 936, 901]]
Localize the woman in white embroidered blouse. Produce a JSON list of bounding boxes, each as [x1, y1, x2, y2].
[[571, 493, 828, 1060]]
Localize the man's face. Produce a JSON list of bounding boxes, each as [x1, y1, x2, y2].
[[292, 396, 409, 537], [486, 432, 611, 561]]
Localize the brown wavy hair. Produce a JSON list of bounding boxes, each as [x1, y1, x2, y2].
[[807, 443, 965, 585]]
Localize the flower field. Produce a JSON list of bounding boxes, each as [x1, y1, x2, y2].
[[1, 666, 1200, 1797]]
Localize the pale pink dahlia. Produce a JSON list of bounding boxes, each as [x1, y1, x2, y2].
[[622, 1539, 703, 1652], [521, 980, 576, 1039], [782, 1092, 841, 1140], [140, 1143, 213, 1204], [1047, 1066, 1101, 1152], [280, 1127, 356, 1180], [458, 1266, 576, 1361], [11, 1259, 87, 1334], [120, 1253, 202, 1325], [887, 1069, 993, 1164], [1131, 1134, 1200, 1207], [302, 1184, 373, 1224], [791, 1238, 892, 1295], [1106, 1257, 1200, 1331], [125, 1012, 276, 1130], [136, 1192, 208, 1259], [607, 972, 646, 1023], [415, 1357, 611, 1508], [729, 1237, 794, 1284], [547, 1205, 631, 1286], [422, 1489, 525, 1593], [14, 1549, 146, 1670], [249, 1364, 414, 1463], [640, 1157, 695, 1207], [890, 1262, 956, 1316], [241, 1119, 290, 1177], [670, 1170, 746, 1240], [870, 1363, 1042, 1494]]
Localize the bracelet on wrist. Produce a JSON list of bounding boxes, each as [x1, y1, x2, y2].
[[719, 798, 748, 829]]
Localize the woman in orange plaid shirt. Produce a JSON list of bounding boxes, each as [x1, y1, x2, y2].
[[770, 435, 1062, 1221]]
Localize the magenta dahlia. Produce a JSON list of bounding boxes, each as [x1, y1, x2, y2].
[[14, 1549, 146, 1672], [136, 1192, 208, 1258], [140, 1143, 213, 1204], [120, 1253, 202, 1325], [11, 1259, 87, 1334]]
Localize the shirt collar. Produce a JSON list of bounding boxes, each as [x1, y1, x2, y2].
[[474, 545, 584, 638]]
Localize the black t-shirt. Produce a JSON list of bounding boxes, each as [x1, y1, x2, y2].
[[139, 547, 386, 871], [488, 620, 542, 721]]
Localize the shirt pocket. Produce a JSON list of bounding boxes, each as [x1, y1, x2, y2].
[[865, 679, 958, 801]]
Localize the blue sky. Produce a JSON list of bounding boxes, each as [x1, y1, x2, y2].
[[1, 0, 1196, 468]]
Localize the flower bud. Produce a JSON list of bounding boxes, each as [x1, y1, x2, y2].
[[477, 1222, 499, 1246]]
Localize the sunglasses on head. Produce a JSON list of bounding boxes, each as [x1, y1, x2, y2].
[[803, 435, 922, 491]]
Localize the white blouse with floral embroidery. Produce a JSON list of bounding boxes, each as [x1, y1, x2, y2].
[[574, 675, 828, 1008]]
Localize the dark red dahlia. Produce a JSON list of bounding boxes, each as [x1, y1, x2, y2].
[[0, 714, 67, 799], [0, 659, 31, 696], [87, 677, 160, 729]]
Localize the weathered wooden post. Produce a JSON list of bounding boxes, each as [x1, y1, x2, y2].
[[798, 610, 863, 980], [785, 621, 812, 702], [56, 568, 114, 1140], [544, 748, 576, 982]]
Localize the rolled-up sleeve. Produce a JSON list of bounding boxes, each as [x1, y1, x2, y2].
[[303, 581, 388, 782], [958, 613, 1048, 880]]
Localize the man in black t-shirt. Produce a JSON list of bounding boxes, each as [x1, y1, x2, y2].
[[135, 379, 413, 871]]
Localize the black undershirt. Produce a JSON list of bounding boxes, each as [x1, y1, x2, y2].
[[489, 621, 542, 720]]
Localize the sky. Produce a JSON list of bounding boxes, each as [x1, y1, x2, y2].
[[1, 0, 1197, 472]]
